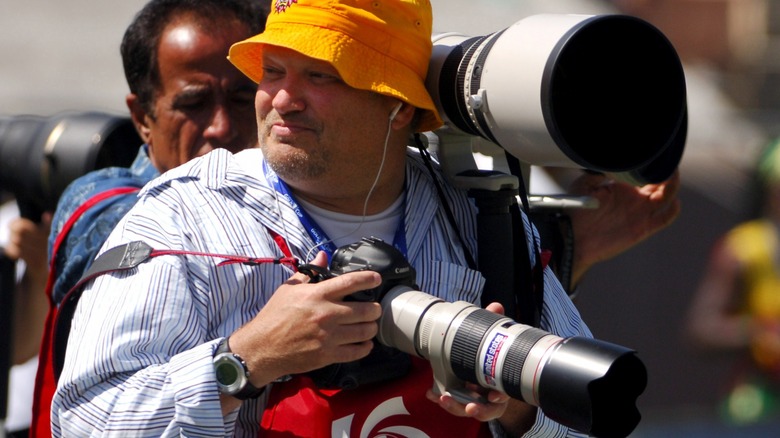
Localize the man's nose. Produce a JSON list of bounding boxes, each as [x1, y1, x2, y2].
[[203, 104, 238, 149]]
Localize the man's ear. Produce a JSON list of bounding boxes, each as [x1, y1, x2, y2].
[[390, 102, 416, 130], [126, 93, 152, 144]]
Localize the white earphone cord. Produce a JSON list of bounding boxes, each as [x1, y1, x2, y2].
[[300, 104, 399, 261]]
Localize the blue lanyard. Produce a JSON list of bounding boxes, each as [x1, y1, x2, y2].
[[263, 160, 407, 260]]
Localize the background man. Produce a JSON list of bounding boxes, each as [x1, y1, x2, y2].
[[46, 0, 267, 305], [32, 1, 267, 436]]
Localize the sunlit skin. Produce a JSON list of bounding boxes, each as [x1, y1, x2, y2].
[[254, 45, 411, 215], [127, 14, 259, 173], [568, 170, 681, 286]]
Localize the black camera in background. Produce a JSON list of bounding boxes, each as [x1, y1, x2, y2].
[[0, 111, 139, 424], [0, 111, 140, 219]]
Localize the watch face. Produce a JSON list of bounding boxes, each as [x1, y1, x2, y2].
[[214, 353, 247, 394], [216, 360, 239, 385]]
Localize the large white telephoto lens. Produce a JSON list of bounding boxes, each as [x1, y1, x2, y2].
[[427, 14, 687, 185], [378, 287, 647, 438]]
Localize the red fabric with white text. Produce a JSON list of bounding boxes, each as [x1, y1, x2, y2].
[[260, 356, 492, 437]]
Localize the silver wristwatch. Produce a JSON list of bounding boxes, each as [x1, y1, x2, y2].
[[213, 337, 265, 400]]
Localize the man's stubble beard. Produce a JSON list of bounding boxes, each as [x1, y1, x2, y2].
[[262, 143, 330, 182]]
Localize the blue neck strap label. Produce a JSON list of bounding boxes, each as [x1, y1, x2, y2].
[[263, 160, 407, 260]]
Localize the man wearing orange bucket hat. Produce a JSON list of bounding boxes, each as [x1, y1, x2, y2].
[[51, 1, 596, 436]]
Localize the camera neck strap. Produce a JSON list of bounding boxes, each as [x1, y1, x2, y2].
[[32, 186, 142, 438], [504, 152, 545, 327], [413, 137, 478, 271], [412, 135, 543, 327], [50, 239, 298, 380]]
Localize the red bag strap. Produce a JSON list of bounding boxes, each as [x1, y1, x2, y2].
[[31, 187, 300, 437], [45, 187, 142, 303], [30, 186, 140, 438]]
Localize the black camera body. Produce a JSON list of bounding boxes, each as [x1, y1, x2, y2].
[[299, 237, 417, 390], [300, 236, 418, 302]]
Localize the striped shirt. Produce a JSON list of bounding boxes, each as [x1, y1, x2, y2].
[[52, 147, 591, 437]]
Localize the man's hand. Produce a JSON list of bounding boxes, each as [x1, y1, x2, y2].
[[568, 171, 681, 286], [229, 251, 383, 388], [4, 212, 52, 277], [425, 302, 537, 435], [6, 212, 52, 364]]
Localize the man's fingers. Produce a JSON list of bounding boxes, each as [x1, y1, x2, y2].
[[332, 321, 379, 345], [318, 270, 383, 301], [286, 251, 329, 284], [426, 388, 509, 422]]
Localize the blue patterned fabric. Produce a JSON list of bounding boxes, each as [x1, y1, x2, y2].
[[47, 145, 159, 304]]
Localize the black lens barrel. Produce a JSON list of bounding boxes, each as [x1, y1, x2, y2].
[[448, 310, 646, 438], [538, 336, 647, 438], [0, 112, 139, 216]]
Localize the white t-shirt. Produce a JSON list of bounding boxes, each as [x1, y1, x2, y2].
[[296, 194, 404, 251]]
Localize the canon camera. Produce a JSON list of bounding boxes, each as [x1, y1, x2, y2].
[[301, 237, 647, 438]]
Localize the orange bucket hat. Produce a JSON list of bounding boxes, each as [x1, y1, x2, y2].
[[228, 0, 443, 132]]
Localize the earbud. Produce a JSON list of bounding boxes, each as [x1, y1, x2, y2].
[[389, 102, 403, 121]]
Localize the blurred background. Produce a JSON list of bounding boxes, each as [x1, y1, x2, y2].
[[2, 0, 780, 436]]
